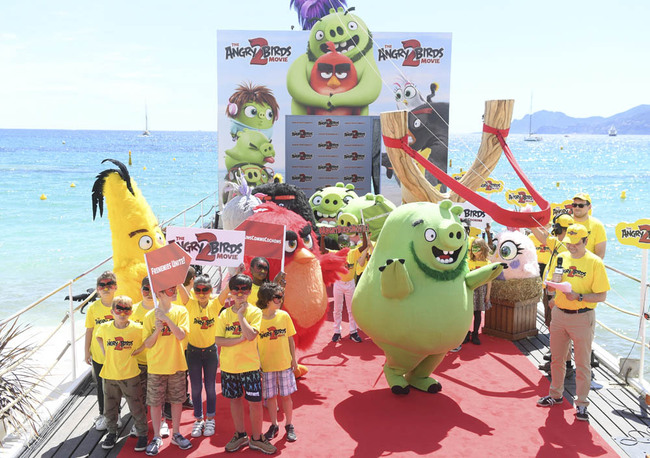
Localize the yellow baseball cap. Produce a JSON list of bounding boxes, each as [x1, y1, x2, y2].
[[565, 224, 588, 244], [573, 192, 591, 203], [556, 214, 574, 228]]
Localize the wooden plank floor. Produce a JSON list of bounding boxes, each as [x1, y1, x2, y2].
[[19, 307, 650, 457]]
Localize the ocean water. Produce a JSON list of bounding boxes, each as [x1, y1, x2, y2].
[[1, 129, 649, 370]]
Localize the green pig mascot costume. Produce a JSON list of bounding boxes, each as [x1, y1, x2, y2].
[[286, 7, 382, 115], [352, 201, 504, 395]]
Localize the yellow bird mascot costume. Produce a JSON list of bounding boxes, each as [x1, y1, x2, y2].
[[92, 159, 166, 302]]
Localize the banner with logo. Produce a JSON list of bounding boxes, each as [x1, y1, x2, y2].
[[235, 220, 286, 271], [144, 243, 193, 294], [457, 202, 493, 230], [285, 115, 374, 195], [616, 219, 650, 249], [165, 227, 246, 267], [217, 26, 451, 204]]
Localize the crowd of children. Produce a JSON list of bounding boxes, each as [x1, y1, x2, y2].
[[84, 260, 298, 456]]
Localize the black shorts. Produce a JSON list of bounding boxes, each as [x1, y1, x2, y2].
[[221, 370, 262, 402]]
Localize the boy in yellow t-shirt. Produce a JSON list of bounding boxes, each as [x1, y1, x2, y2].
[[142, 285, 191, 454], [215, 274, 276, 455], [84, 270, 117, 431], [96, 296, 148, 452], [256, 282, 298, 444]]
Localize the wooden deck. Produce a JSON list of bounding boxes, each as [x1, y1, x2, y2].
[[17, 309, 650, 458]]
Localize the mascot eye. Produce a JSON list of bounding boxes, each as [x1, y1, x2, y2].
[[139, 235, 153, 250], [348, 21, 358, 31], [320, 71, 333, 79], [312, 195, 322, 206], [155, 232, 164, 245], [335, 71, 348, 79], [343, 195, 353, 204], [404, 85, 416, 99], [285, 239, 298, 253], [265, 109, 273, 120], [394, 89, 403, 101], [424, 228, 437, 242], [315, 30, 325, 41], [499, 241, 520, 261], [302, 235, 313, 249], [413, 119, 422, 129], [244, 106, 257, 118]]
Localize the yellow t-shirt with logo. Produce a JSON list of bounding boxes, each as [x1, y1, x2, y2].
[[97, 321, 143, 380], [529, 234, 552, 264], [258, 310, 296, 373], [578, 216, 607, 254], [142, 304, 190, 375], [547, 251, 610, 310], [184, 298, 221, 348], [348, 241, 375, 276], [131, 301, 154, 366], [339, 249, 356, 283], [249, 284, 261, 308], [85, 299, 114, 364], [215, 304, 262, 374]]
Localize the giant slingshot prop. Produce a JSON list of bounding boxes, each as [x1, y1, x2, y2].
[[380, 100, 551, 228]]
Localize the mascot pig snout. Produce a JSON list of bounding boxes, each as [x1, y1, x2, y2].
[[435, 220, 466, 249]]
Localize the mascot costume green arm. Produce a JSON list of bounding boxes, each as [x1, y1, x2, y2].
[[287, 7, 382, 115], [352, 200, 503, 395]]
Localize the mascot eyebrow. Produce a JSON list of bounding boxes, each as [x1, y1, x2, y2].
[[286, 224, 312, 240], [129, 228, 148, 238], [412, 219, 424, 227]]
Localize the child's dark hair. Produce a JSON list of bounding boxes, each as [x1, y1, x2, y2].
[[194, 274, 212, 288], [112, 295, 132, 309], [97, 270, 117, 284], [250, 257, 271, 282], [256, 282, 284, 309], [183, 266, 196, 286], [229, 273, 253, 290]]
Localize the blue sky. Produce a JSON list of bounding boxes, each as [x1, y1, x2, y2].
[[1, 0, 648, 133]]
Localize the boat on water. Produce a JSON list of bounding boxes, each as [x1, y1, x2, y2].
[[608, 125, 617, 136], [142, 103, 150, 137], [524, 94, 542, 142]]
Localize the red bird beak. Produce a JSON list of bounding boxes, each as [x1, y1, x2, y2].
[[293, 247, 315, 264], [327, 76, 341, 89]]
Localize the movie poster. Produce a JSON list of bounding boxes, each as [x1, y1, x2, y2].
[[217, 18, 451, 206]]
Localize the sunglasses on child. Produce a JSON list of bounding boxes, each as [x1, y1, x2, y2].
[[113, 304, 132, 315], [98, 280, 116, 288], [194, 285, 212, 294], [231, 285, 251, 293], [142, 286, 152, 294], [272, 294, 284, 301], [572, 203, 589, 208]]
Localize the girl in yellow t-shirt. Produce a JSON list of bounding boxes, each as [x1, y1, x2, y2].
[[463, 238, 492, 346], [256, 282, 298, 443]]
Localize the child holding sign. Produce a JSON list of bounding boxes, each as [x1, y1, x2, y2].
[[96, 296, 148, 451]]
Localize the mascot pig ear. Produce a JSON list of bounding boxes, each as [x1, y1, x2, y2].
[[227, 103, 238, 117], [345, 183, 355, 191], [450, 205, 463, 217]]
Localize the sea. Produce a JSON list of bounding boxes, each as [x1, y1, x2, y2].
[[1, 129, 649, 374]]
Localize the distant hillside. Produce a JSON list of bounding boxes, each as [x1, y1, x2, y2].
[[510, 104, 650, 135]]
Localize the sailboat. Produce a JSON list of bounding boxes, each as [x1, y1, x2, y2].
[[142, 103, 150, 137], [608, 125, 617, 136], [524, 94, 541, 142]]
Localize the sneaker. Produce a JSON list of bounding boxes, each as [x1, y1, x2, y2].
[[225, 432, 249, 452], [350, 332, 362, 343], [102, 432, 117, 449], [264, 423, 279, 441], [159, 421, 170, 438], [576, 405, 589, 421], [191, 420, 204, 438], [449, 345, 462, 353], [538, 361, 551, 372], [130, 424, 138, 438], [285, 424, 297, 442], [95, 415, 107, 431], [332, 333, 341, 342], [471, 332, 481, 345], [183, 395, 194, 409], [249, 436, 277, 454], [543, 350, 552, 361], [171, 432, 192, 450], [135, 436, 148, 452], [462, 331, 471, 344], [537, 395, 564, 407], [204, 418, 215, 437], [145, 437, 163, 456]]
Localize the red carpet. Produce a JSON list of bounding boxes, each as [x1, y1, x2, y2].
[[119, 308, 618, 457]]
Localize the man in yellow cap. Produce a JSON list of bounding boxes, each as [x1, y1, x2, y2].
[[536, 224, 610, 422], [571, 192, 606, 258]]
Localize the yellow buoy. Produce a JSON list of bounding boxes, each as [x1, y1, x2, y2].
[[620, 190, 627, 199], [556, 182, 560, 188], [449, 159, 452, 167], [128, 150, 132, 166], [173, 158, 176, 161], [560, 146, 563, 150], [62, 141, 66, 145], [70, 183, 76, 188], [143, 166, 147, 171], [460, 168, 463, 173], [40, 194, 47, 200]]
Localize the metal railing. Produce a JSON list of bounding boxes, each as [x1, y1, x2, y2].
[[0, 191, 217, 440]]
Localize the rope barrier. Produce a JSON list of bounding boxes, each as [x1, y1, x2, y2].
[[596, 319, 650, 349]]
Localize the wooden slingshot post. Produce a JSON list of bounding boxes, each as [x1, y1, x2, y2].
[[380, 100, 515, 204]]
